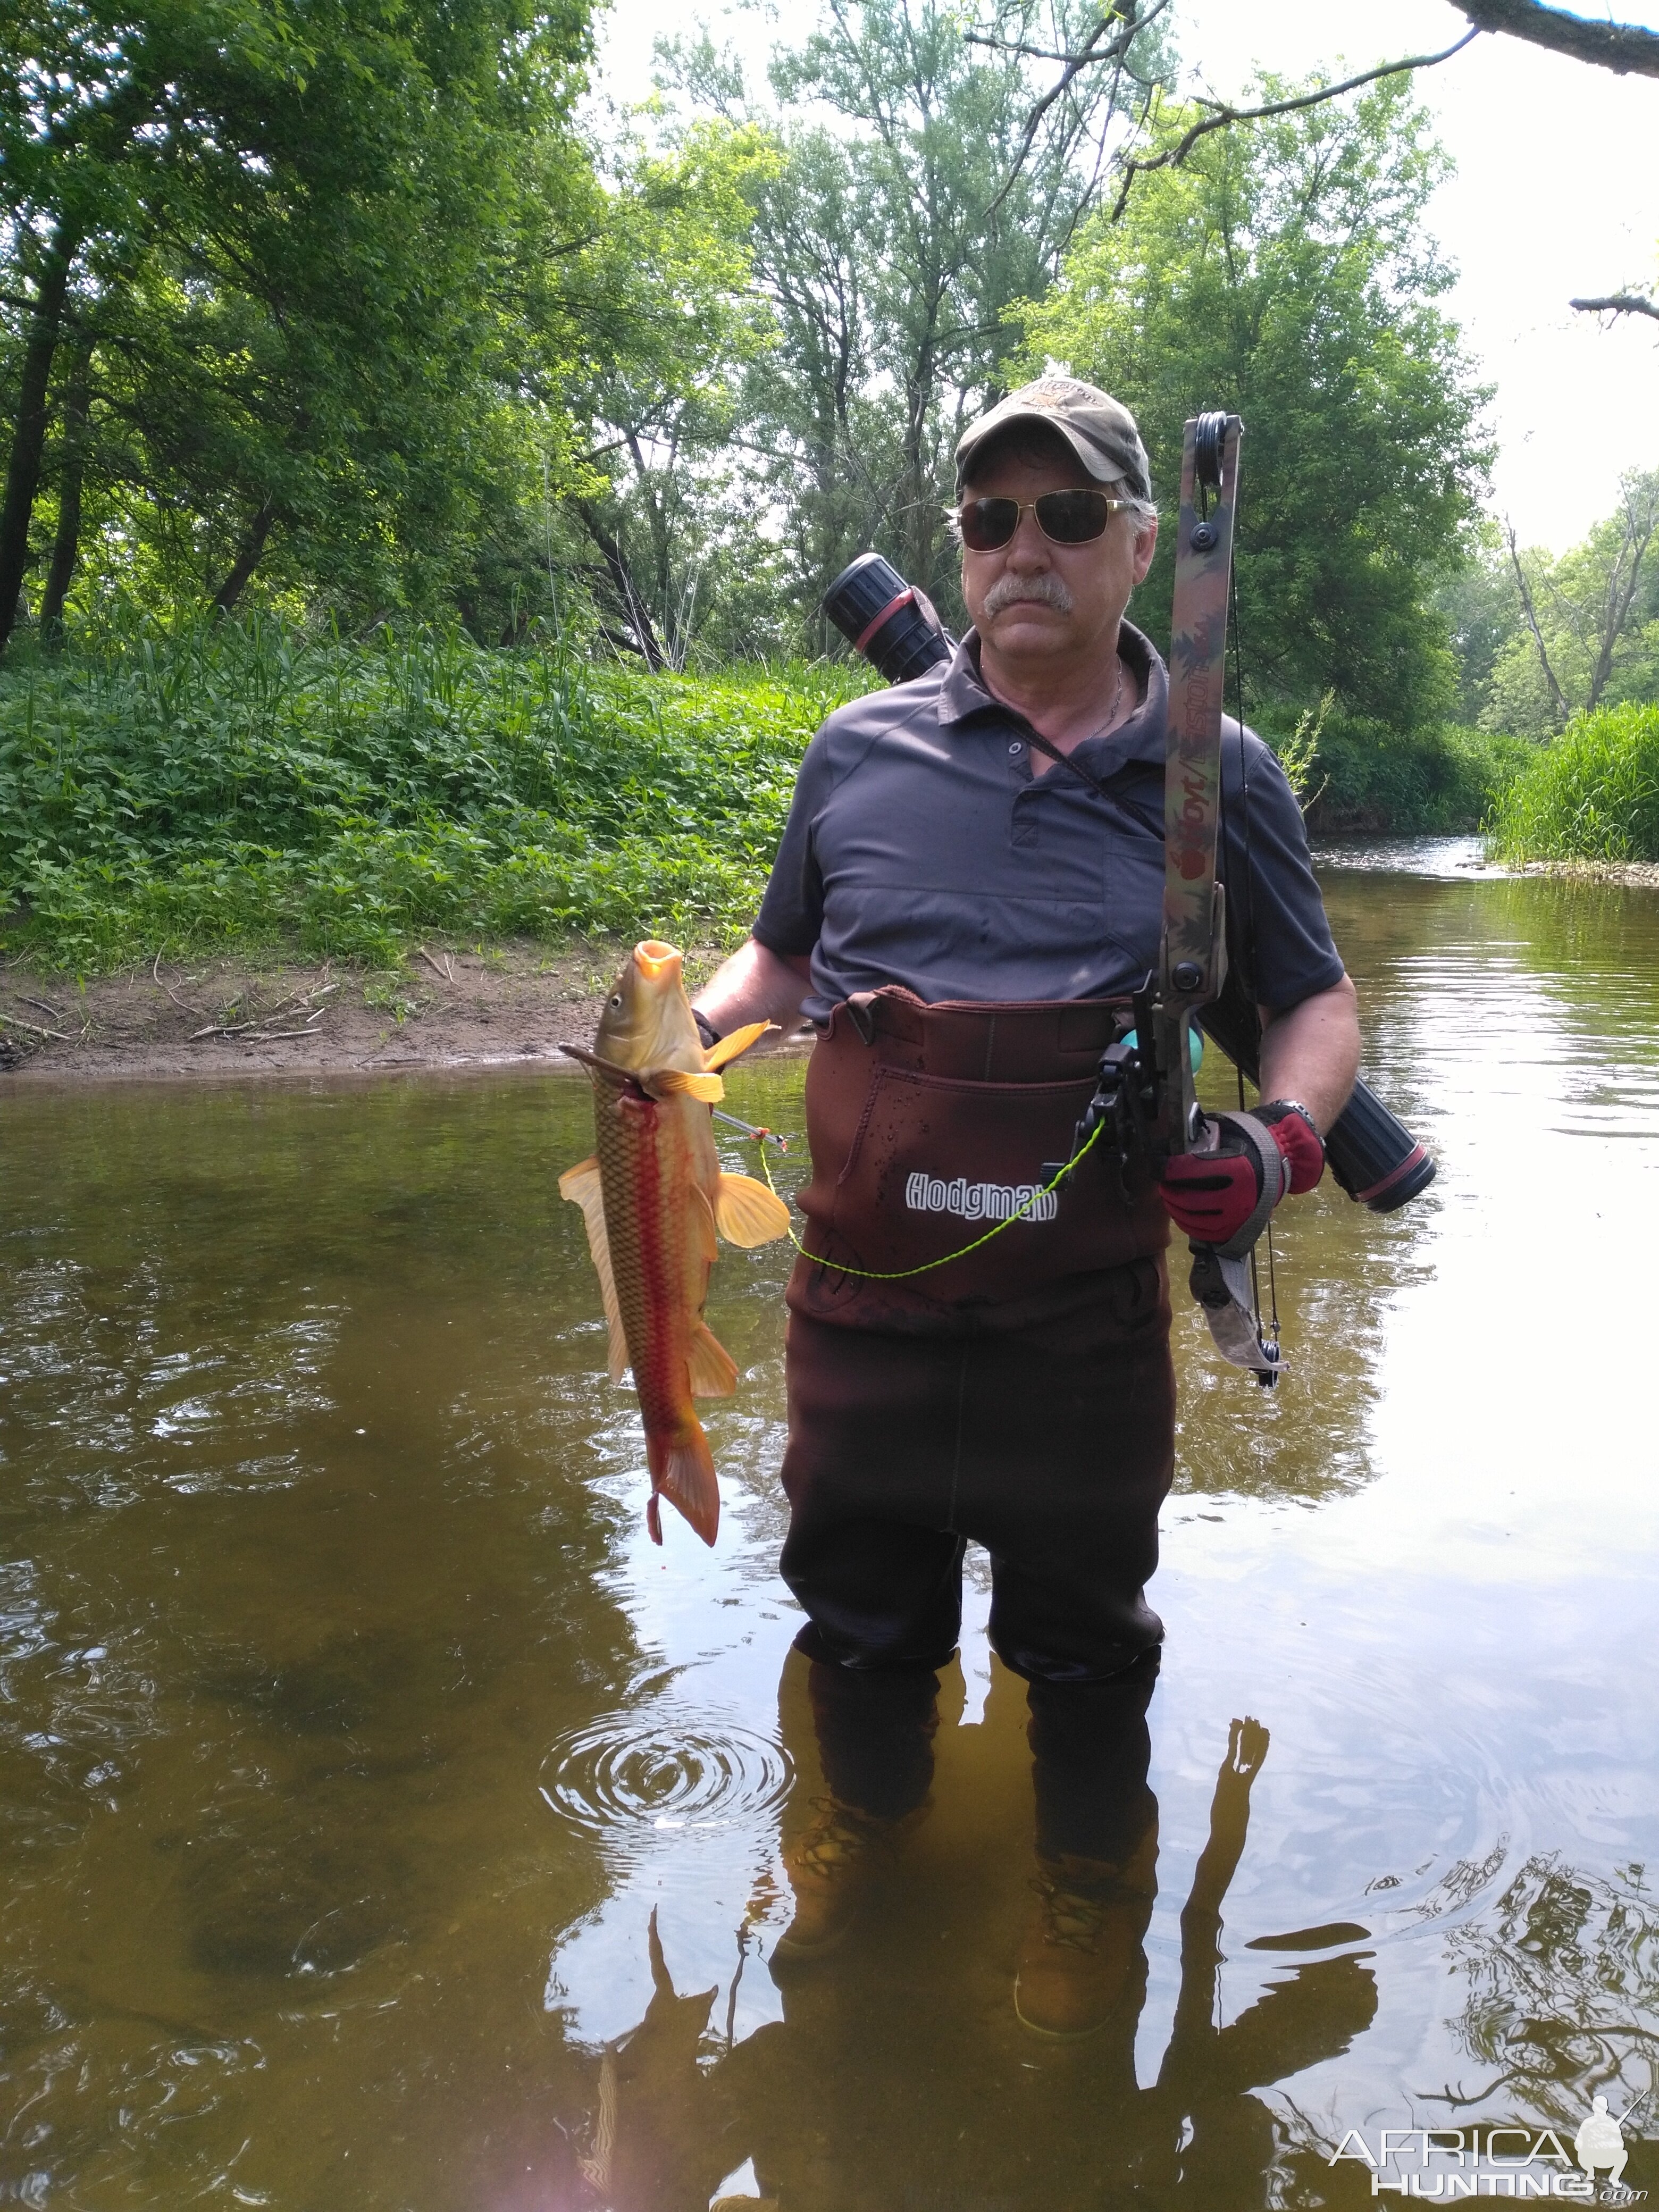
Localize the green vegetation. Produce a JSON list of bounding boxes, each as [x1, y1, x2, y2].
[[6, 0, 1654, 925], [1486, 705, 1659, 866], [1020, 76, 1488, 736], [0, 619, 863, 970], [1275, 717, 1531, 839]]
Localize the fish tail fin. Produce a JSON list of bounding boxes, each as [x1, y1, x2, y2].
[[647, 1420, 720, 1547]]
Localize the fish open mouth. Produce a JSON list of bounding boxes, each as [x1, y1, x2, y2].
[[634, 939, 683, 979]]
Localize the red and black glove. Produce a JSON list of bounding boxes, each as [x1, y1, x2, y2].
[[1159, 1101, 1325, 1256]]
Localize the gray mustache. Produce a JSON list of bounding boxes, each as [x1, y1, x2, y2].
[[982, 573, 1074, 617]]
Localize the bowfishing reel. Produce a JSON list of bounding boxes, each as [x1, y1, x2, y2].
[[1075, 987, 1161, 1174]]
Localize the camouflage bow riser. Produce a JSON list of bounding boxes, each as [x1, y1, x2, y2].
[[1154, 412, 1241, 1160]]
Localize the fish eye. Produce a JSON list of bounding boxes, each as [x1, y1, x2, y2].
[[609, 994, 623, 1009]]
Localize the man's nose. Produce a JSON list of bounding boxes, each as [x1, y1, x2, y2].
[[1004, 509, 1051, 567]]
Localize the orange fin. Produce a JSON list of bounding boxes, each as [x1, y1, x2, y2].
[[702, 1020, 775, 1071], [690, 1181, 718, 1262], [686, 1320, 739, 1398], [715, 1171, 792, 1248], [646, 1067, 724, 1103], [648, 1422, 720, 1546], [557, 1154, 629, 1382]]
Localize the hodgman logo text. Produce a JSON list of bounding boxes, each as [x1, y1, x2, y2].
[[904, 1172, 1057, 1225]]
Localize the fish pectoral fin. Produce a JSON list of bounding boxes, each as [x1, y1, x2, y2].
[[715, 1171, 793, 1248], [557, 1154, 630, 1383], [701, 1020, 775, 1071], [556, 1153, 600, 1203], [686, 1320, 739, 1398], [646, 1067, 724, 1103]]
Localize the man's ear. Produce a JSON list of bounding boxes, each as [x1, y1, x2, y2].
[[1132, 511, 1160, 584]]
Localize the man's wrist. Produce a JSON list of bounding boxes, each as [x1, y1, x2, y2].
[[1257, 1098, 1322, 1141], [1255, 1100, 1325, 1194]]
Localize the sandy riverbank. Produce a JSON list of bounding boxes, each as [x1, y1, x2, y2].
[[1516, 857, 1659, 887], [0, 940, 808, 1083]]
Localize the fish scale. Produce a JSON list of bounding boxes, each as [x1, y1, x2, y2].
[[595, 1077, 714, 1524]]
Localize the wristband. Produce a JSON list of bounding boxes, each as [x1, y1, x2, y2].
[[1255, 1100, 1325, 1194], [1257, 1099, 1322, 1140], [693, 1009, 721, 1052]]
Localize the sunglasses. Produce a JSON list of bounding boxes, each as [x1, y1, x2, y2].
[[956, 489, 1142, 552]]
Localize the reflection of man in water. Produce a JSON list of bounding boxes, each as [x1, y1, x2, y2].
[[1576, 2093, 1629, 2186], [571, 1689, 1377, 2210]]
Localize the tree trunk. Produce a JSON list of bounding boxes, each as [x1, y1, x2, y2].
[[39, 337, 94, 639], [1504, 522, 1570, 725], [211, 498, 278, 614], [575, 500, 666, 672], [1585, 497, 1656, 713], [0, 221, 81, 657]]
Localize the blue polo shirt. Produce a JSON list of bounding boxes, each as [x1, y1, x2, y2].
[[752, 623, 1345, 1024]]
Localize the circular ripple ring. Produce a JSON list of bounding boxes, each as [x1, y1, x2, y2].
[[539, 1712, 793, 1834]]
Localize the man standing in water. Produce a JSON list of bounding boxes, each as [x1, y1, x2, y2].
[[692, 376, 1360, 2035]]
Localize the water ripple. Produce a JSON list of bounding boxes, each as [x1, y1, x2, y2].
[[538, 1709, 793, 1836]]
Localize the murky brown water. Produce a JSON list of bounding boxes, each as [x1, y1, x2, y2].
[[4, 848, 1658, 2209]]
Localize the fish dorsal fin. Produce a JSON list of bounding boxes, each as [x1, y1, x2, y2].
[[689, 1180, 718, 1263], [646, 1067, 724, 1103], [715, 1171, 792, 1249], [557, 1154, 629, 1382], [701, 1020, 775, 1072], [686, 1319, 739, 1398]]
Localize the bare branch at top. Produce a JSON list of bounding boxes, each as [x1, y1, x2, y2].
[[1570, 294, 1659, 323], [1107, 28, 1482, 222]]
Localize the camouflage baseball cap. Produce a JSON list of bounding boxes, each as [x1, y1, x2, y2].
[[956, 375, 1152, 502]]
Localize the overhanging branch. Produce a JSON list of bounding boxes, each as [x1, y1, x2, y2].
[[1451, 0, 1659, 77], [1570, 292, 1659, 322], [1109, 27, 1482, 220]]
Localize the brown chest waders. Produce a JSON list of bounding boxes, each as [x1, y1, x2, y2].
[[787, 988, 1169, 1337], [778, 990, 1175, 1685]]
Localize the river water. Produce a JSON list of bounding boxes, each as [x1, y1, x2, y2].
[[3, 850, 1657, 2210]]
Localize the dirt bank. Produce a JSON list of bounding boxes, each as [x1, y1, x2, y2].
[[0, 940, 808, 1083]]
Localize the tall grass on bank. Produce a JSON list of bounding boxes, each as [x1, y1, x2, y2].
[[1486, 704, 1659, 865], [0, 617, 868, 970]]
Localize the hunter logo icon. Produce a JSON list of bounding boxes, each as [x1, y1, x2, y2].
[[1577, 2088, 1648, 2192]]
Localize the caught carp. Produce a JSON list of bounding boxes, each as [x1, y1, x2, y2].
[[558, 940, 790, 1547]]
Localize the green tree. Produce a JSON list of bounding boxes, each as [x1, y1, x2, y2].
[[1487, 471, 1659, 734], [661, 0, 1174, 636], [1019, 72, 1492, 733], [556, 122, 781, 669], [1432, 528, 1523, 727], [0, 0, 594, 646]]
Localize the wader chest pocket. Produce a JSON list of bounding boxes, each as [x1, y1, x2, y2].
[[816, 1063, 1134, 1302]]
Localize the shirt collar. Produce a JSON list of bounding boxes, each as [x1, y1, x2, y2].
[[937, 620, 1168, 774]]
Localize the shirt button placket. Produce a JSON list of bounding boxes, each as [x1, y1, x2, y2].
[[1008, 735, 1038, 849]]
